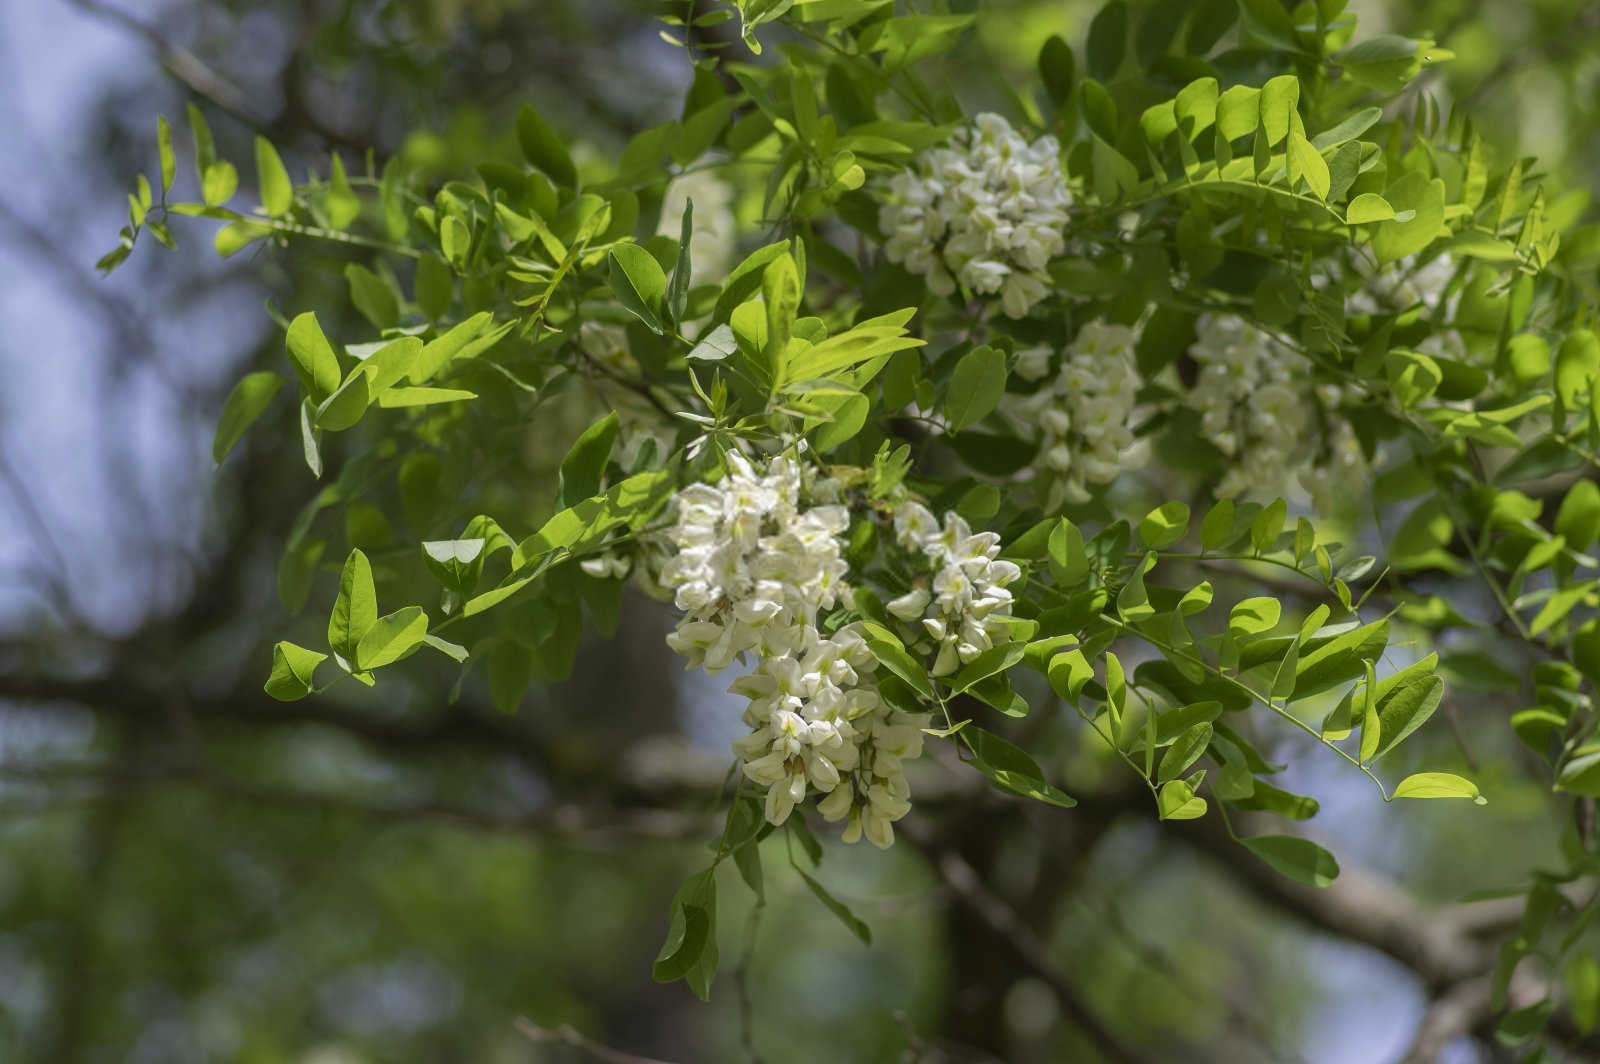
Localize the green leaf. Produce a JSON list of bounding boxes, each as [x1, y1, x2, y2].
[[811, 391, 870, 451], [560, 412, 620, 507], [328, 549, 378, 662], [314, 367, 371, 432], [1116, 554, 1156, 621], [1158, 723, 1213, 783], [1392, 772, 1485, 802], [688, 323, 738, 362], [412, 314, 511, 383], [1229, 597, 1280, 637], [326, 151, 360, 230], [863, 629, 933, 700], [762, 252, 801, 386], [187, 102, 215, 179], [517, 104, 577, 187], [1085, 1, 1128, 81], [1374, 666, 1443, 760], [1286, 131, 1330, 199], [1556, 330, 1600, 413], [1157, 779, 1208, 819], [286, 311, 343, 403], [714, 241, 791, 322], [945, 345, 1007, 431], [668, 198, 693, 324], [1047, 649, 1096, 705], [212, 372, 283, 464], [1345, 192, 1396, 225], [1292, 619, 1388, 699], [1138, 502, 1190, 548], [961, 725, 1077, 808], [202, 160, 238, 207], [423, 633, 469, 663], [377, 386, 476, 409], [1235, 779, 1320, 819], [214, 221, 271, 258], [298, 399, 322, 477], [277, 535, 324, 615], [156, 114, 175, 196], [654, 869, 716, 982], [414, 254, 453, 322], [1241, 835, 1339, 887], [1555, 480, 1600, 552], [1251, 497, 1286, 553], [1568, 954, 1600, 1035], [1557, 745, 1600, 797], [264, 641, 326, 701], [487, 638, 536, 712], [1372, 172, 1447, 265], [254, 136, 293, 217], [439, 215, 470, 271], [1258, 75, 1299, 147], [1047, 518, 1089, 587], [355, 606, 429, 671], [1201, 498, 1237, 549], [1310, 106, 1382, 150], [1358, 661, 1381, 762], [608, 244, 667, 334], [797, 868, 872, 944], [1038, 35, 1076, 106], [949, 642, 1026, 695], [1215, 85, 1260, 140], [345, 264, 399, 329]]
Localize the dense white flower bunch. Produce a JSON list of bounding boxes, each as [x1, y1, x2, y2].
[[658, 453, 928, 848], [1009, 320, 1148, 507], [1185, 314, 1366, 503], [877, 112, 1071, 318], [886, 503, 1022, 677], [661, 453, 848, 670], [1344, 252, 1458, 318]]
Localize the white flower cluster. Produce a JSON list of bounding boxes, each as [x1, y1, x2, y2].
[[659, 454, 927, 848], [886, 503, 1022, 677], [1344, 252, 1458, 318], [878, 112, 1071, 318], [1185, 314, 1365, 503], [662, 454, 849, 671], [1010, 320, 1149, 508]]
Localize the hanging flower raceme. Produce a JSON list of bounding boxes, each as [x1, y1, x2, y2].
[[877, 112, 1071, 318], [1009, 320, 1149, 507], [1184, 314, 1367, 505], [657, 452, 929, 849], [887, 502, 1022, 678]]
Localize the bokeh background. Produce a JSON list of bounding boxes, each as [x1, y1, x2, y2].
[[1, 1, 1597, 1061]]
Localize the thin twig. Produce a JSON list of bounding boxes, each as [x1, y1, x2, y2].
[[914, 837, 1158, 1064], [514, 1016, 681, 1064]]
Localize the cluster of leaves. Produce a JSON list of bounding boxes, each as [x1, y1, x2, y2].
[[100, 0, 1600, 1040]]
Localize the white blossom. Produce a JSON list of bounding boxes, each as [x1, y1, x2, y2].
[[877, 112, 1071, 319], [1345, 252, 1459, 318], [891, 503, 1022, 678], [1006, 320, 1148, 508], [658, 453, 929, 848], [1185, 314, 1366, 505]]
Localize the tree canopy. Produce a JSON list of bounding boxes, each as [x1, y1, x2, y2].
[[6, 0, 1600, 1060]]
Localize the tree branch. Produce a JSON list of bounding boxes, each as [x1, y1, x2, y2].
[[907, 825, 1160, 1064], [514, 1015, 682, 1064]]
